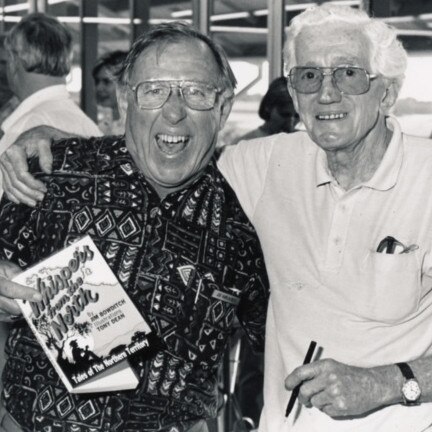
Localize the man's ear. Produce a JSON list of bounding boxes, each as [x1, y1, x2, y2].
[[116, 85, 128, 120], [380, 80, 399, 113], [218, 94, 234, 130], [287, 84, 300, 113]]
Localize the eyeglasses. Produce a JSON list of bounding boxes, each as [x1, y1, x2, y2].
[[287, 66, 377, 95], [128, 80, 222, 111]]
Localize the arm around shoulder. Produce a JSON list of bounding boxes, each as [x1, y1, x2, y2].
[[0, 126, 71, 207]]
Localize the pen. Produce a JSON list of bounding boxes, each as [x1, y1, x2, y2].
[[285, 340, 317, 418]]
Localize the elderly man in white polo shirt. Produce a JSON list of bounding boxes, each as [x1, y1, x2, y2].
[[219, 4, 432, 432]]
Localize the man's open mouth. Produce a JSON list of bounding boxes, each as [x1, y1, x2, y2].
[[156, 134, 189, 155]]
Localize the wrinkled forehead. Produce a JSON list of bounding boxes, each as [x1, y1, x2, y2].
[[295, 23, 371, 66], [131, 38, 223, 86]]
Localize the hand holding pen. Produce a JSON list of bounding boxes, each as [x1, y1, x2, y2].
[[285, 346, 387, 419]]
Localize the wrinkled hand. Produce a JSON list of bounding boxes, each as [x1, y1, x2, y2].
[[0, 260, 42, 321], [285, 359, 394, 418], [0, 125, 64, 207]]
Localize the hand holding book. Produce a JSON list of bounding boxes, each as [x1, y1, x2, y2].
[[0, 259, 41, 320], [12, 236, 155, 393]]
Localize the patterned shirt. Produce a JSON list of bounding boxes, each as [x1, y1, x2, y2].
[[0, 135, 269, 432]]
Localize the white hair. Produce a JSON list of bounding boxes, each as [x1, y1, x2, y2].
[[283, 4, 408, 92]]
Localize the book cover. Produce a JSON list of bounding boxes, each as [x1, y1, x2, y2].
[[13, 235, 153, 394]]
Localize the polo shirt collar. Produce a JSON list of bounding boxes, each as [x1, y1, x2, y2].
[[315, 116, 403, 191]]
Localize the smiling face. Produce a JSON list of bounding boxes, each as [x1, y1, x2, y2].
[[290, 23, 396, 154], [118, 38, 232, 198]]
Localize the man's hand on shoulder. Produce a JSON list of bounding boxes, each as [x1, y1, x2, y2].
[[0, 126, 71, 207], [0, 260, 42, 321]]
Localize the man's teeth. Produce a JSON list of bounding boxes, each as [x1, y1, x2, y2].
[[316, 113, 347, 120], [158, 134, 188, 143]]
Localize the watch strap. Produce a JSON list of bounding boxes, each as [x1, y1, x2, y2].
[[396, 362, 415, 380]]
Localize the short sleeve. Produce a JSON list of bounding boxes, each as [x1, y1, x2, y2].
[[217, 137, 275, 221]]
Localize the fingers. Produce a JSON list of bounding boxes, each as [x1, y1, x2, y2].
[[0, 262, 40, 321], [0, 298, 23, 317], [285, 362, 319, 390], [1, 166, 38, 207], [0, 260, 22, 279], [297, 371, 327, 407], [0, 276, 42, 303], [0, 147, 47, 206]]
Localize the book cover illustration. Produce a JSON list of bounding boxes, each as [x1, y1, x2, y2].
[[13, 235, 153, 393]]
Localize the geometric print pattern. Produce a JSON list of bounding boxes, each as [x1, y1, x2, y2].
[[0, 135, 269, 432]]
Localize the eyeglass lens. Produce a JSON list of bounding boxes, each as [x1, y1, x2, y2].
[[290, 67, 371, 95], [135, 81, 217, 110]]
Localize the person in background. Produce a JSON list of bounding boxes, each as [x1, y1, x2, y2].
[[0, 22, 269, 432], [0, 34, 19, 128], [92, 50, 127, 135], [235, 76, 299, 143], [0, 13, 101, 196]]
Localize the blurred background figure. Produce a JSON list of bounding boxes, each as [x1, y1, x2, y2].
[[92, 50, 127, 135], [0, 34, 19, 128], [0, 13, 101, 171], [236, 76, 299, 143]]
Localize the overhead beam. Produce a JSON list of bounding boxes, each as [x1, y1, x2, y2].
[[268, 0, 285, 81], [192, 0, 213, 35], [79, 0, 98, 121], [0, 0, 4, 33], [367, 0, 392, 17], [28, 0, 48, 13], [129, 0, 149, 43]]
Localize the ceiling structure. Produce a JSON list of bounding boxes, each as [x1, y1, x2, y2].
[[97, 0, 432, 54], [2, 0, 431, 56]]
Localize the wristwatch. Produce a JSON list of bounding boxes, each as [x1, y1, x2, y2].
[[395, 362, 421, 405]]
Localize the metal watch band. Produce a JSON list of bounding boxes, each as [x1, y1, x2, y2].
[[396, 362, 415, 380]]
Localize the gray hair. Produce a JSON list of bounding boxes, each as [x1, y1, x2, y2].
[[5, 13, 72, 76], [284, 4, 407, 92], [116, 21, 237, 95]]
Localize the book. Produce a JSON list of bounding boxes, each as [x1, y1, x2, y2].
[[13, 235, 153, 394]]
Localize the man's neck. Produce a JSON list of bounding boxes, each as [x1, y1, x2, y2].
[[326, 119, 392, 190], [16, 72, 65, 101]]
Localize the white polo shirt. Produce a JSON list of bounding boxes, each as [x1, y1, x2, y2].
[[218, 117, 432, 432]]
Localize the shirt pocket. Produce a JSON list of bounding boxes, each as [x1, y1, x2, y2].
[[353, 251, 422, 323]]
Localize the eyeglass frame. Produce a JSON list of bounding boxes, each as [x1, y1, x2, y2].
[[127, 80, 225, 111], [286, 66, 378, 95]]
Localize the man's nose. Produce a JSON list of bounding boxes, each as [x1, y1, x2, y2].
[[318, 75, 342, 104], [162, 88, 187, 124]]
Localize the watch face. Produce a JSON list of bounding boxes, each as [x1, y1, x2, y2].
[[403, 379, 421, 402]]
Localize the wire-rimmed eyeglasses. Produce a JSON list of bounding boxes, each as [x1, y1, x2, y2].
[[287, 66, 378, 95], [128, 80, 223, 111]]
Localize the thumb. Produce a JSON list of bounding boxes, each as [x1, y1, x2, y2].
[[285, 363, 318, 390]]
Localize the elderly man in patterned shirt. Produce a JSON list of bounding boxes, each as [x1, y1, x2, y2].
[[0, 22, 269, 432]]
